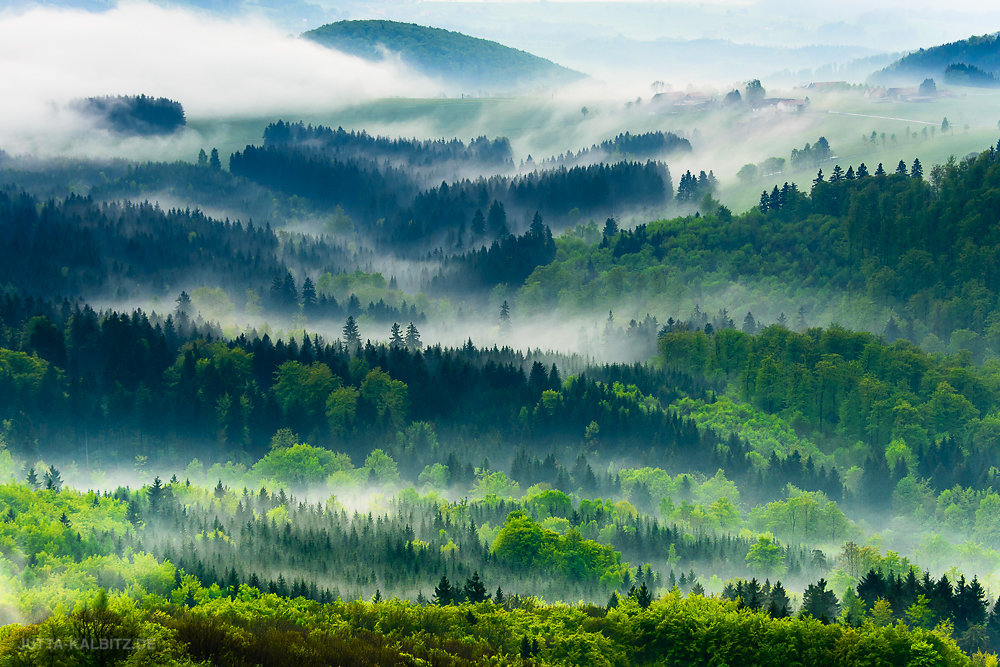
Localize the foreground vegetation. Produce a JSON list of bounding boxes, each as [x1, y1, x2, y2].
[[0, 481, 987, 666]]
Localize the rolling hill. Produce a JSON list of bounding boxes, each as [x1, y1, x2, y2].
[[303, 19, 584, 92], [870, 32, 1000, 86]]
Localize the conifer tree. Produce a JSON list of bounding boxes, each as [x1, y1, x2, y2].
[[343, 316, 360, 348], [463, 571, 489, 603], [43, 466, 62, 492], [405, 323, 422, 351], [301, 277, 317, 312], [633, 582, 653, 608], [147, 476, 165, 514], [433, 574, 454, 606], [389, 322, 404, 348], [487, 200, 508, 238]]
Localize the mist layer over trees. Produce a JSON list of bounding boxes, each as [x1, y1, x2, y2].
[[7, 40, 1000, 661]]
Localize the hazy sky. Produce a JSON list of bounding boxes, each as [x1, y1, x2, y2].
[[0, 2, 445, 155], [1, 0, 999, 153]]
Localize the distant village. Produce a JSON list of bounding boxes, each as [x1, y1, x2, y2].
[[643, 78, 953, 115]]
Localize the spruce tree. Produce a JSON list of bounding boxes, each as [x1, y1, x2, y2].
[[147, 476, 165, 514], [463, 571, 489, 603], [499, 300, 511, 331], [301, 277, 317, 312], [801, 579, 839, 624], [405, 323, 422, 351], [433, 574, 454, 605], [26, 467, 39, 490], [43, 466, 62, 492], [389, 322, 404, 348], [343, 316, 360, 348], [487, 200, 508, 238], [634, 581, 653, 608], [471, 209, 486, 236]]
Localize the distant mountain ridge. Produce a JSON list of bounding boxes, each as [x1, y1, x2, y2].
[[870, 32, 1000, 86], [303, 20, 584, 92]]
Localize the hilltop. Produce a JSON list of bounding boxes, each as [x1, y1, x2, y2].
[[870, 32, 1000, 86], [303, 19, 584, 92]]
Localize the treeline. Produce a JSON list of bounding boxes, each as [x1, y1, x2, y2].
[[257, 270, 423, 323], [228, 143, 414, 226], [88, 160, 329, 230], [263, 121, 514, 170], [537, 130, 691, 167], [430, 212, 556, 290], [0, 188, 352, 305], [230, 138, 673, 247], [73, 94, 185, 135]]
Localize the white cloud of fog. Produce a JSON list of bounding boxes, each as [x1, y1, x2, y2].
[[0, 1, 438, 156]]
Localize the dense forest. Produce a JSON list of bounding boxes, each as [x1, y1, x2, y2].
[[521, 142, 1000, 358], [8, 117, 1000, 664], [230, 139, 673, 247], [871, 32, 1000, 85], [72, 94, 186, 136]]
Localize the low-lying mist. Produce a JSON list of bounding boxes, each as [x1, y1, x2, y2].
[[0, 2, 437, 157]]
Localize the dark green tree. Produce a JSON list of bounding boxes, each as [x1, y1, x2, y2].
[[301, 277, 317, 312], [147, 476, 165, 514], [768, 581, 791, 618], [433, 574, 454, 606], [632, 582, 653, 608], [389, 322, 404, 348], [487, 200, 508, 238], [471, 209, 486, 236], [801, 579, 839, 624], [463, 571, 489, 603]]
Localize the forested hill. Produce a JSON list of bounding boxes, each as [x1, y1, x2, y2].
[[520, 145, 1000, 359], [303, 20, 584, 91], [870, 32, 1000, 85]]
